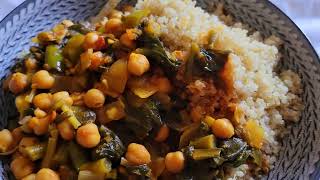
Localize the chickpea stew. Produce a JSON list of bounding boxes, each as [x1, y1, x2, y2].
[[1, 4, 270, 180]]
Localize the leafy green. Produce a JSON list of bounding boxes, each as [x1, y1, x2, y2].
[[219, 137, 247, 161], [196, 49, 229, 75], [124, 99, 163, 137], [92, 126, 125, 163], [69, 24, 92, 35], [70, 106, 96, 124], [68, 141, 89, 171], [123, 10, 150, 28], [136, 33, 180, 75], [125, 164, 151, 177]]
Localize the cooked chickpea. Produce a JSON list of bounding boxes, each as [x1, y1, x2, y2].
[[120, 33, 135, 48], [105, 18, 123, 34], [76, 123, 100, 148], [84, 89, 105, 108], [53, 91, 73, 106], [125, 143, 151, 165], [109, 10, 123, 19], [33, 93, 53, 110], [156, 77, 172, 93], [9, 72, 28, 94], [58, 120, 74, 141], [0, 129, 14, 152], [25, 58, 38, 72], [10, 156, 34, 179], [11, 127, 23, 146], [32, 70, 55, 89], [165, 151, 185, 173], [35, 168, 60, 180], [22, 173, 36, 180], [15, 95, 30, 113], [28, 116, 50, 135], [155, 124, 170, 142], [34, 108, 47, 118], [211, 118, 234, 139], [19, 137, 38, 154], [83, 32, 99, 50], [128, 53, 150, 76]]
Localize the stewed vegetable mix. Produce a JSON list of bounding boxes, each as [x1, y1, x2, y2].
[[1, 6, 267, 180]]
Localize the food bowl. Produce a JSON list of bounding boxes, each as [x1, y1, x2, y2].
[[0, 0, 319, 179]]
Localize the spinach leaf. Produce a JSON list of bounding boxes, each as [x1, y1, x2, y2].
[[196, 49, 229, 75], [92, 126, 125, 163], [137, 33, 181, 75], [219, 137, 247, 161], [125, 164, 151, 177], [124, 99, 163, 138]]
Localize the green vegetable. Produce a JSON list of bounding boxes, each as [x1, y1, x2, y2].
[[45, 45, 63, 71], [137, 33, 180, 75], [69, 24, 92, 34], [124, 99, 163, 137], [52, 144, 69, 166], [51, 74, 89, 93], [78, 170, 104, 180], [92, 126, 125, 163], [192, 148, 221, 160], [41, 128, 59, 168], [70, 106, 96, 124], [179, 123, 201, 148], [23, 108, 35, 117], [63, 34, 85, 64], [61, 105, 81, 129], [80, 158, 112, 175], [197, 49, 229, 75], [68, 141, 89, 171], [190, 135, 216, 149], [219, 137, 247, 161], [21, 142, 47, 161], [125, 164, 151, 177], [123, 10, 150, 28], [185, 43, 199, 82]]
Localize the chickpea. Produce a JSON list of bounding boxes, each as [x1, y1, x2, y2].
[[0, 129, 14, 152], [33, 93, 53, 110], [12, 127, 23, 146], [30, 117, 50, 135], [84, 89, 105, 108], [35, 168, 60, 180], [32, 70, 55, 89], [120, 33, 135, 48], [165, 151, 185, 173], [34, 108, 47, 118], [10, 156, 34, 179], [156, 77, 172, 93], [211, 118, 234, 139], [19, 137, 38, 154], [53, 91, 73, 106], [125, 143, 151, 165], [128, 53, 150, 76], [25, 58, 38, 72], [9, 72, 28, 94], [22, 173, 36, 180], [76, 123, 100, 148], [58, 120, 74, 141], [15, 95, 30, 113], [155, 124, 170, 142], [82, 32, 105, 50], [109, 10, 123, 19], [105, 18, 123, 34]]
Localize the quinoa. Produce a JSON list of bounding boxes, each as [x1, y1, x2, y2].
[[136, 0, 303, 176]]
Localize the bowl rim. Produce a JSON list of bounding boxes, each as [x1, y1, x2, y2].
[[0, 0, 320, 179]]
